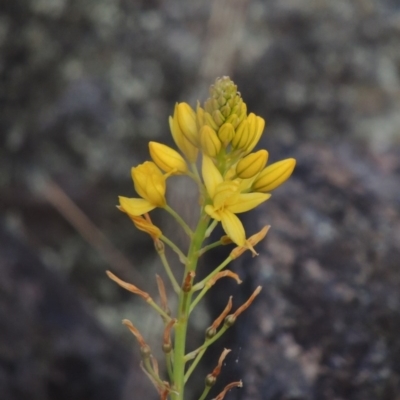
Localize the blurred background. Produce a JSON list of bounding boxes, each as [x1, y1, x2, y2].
[[1, 0, 400, 399]]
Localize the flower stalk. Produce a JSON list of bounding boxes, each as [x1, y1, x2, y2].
[[108, 77, 296, 400]]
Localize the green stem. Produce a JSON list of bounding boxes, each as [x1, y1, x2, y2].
[[192, 256, 232, 291], [204, 219, 218, 238], [171, 212, 210, 400], [197, 385, 212, 400], [146, 298, 172, 322], [198, 239, 223, 257], [184, 325, 229, 363], [165, 205, 193, 238], [184, 348, 206, 383], [143, 356, 166, 388], [166, 352, 174, 381], [157, 250, 181, 294], [161, 235, 187, 265], [189, 286, 209, 314]]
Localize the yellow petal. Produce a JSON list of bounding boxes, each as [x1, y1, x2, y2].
[[220, 210, 246, 246], [252, 158, 296, 193], [131, 166, 148, 200], [230, 225, 270, 259], [131, 162, 167, 206], [129, 215, 162, 238], [202, 155, 223, 198], [149, 141, 188, 174], [213, 180, 240, 209], [226, 192, 271, 214], [204, 204, 221, 221], [119, 196, 156, 216]]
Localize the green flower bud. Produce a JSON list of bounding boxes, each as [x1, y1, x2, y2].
[[212, 109, 225, 126], [204, 76, 245, 128]]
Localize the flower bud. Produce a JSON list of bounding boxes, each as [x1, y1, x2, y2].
[[236, 150, 268, 179], [204, 111, 219, 131], [212, 109, 225, 126], [220, 104, 231, 118], [218, 123, 235, 146], [169, 105, 198, 163], [200, 125, 221, 157], [149, 141, 188, 174], [243, 114, 265, 154], [231, 119, 249, 150], [196, 103, 205, 128], [252, 158, 296, 193], [176, 102, 198, 145], [225, 113, 239, 128]]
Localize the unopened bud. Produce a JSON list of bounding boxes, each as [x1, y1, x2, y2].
[[218, 123, 235, 146], [200, 125, 221, 157], [204, 112, 219, 131], [149, 141, 188, 174], [176, 102, 198, 146], [236, 150, 268, 179], [252, 158, 296, 193], [231, 119, 249, 150], [243, 114, 265, 154], [212, 110, 225, 126]]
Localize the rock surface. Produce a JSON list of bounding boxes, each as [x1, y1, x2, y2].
[[1, 1, 400, 400]]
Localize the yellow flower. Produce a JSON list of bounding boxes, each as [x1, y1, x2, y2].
[[202, 155, 270, 246], [149, 141, 188, 174], [252, 158, 296, 193], [169, 104, 198, 163], [118, 162, 166, 216]]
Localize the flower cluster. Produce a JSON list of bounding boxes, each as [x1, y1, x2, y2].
[[119, 77, 295, 248], [112, 77, 296, 400]]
